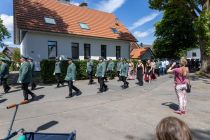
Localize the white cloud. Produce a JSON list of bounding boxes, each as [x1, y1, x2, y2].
[[0, 14, 13, 32], [71, 1, 80, 6], [134, 28, 155, 38], [129, 13, 159, 30], [0, 14, 18, 47], [96, 0, 126, 13]]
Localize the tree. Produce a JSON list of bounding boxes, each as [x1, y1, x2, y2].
[[152, 1, 197, 58], [12, 48, 21, 62], [149, 0, 210, 72], [0, 17, 10, 44]]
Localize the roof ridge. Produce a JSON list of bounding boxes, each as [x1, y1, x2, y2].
[[56, 0, 116, 17]]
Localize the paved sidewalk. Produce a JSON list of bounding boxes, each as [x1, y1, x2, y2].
[[0, 75, 210, 140]]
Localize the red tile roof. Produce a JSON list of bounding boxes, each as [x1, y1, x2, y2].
[[130, 42, 140, 50], [14, 0, 137, 43], [130, 48, 150, 59]]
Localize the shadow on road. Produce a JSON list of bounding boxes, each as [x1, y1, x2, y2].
[[161, 102, 179, 111], [191, 129, 210, 140], [125, 134, 155, 140], [30, 95, 45, 102], [0, 98, 7, 104], [35, 120, 59, 132], [32, 87, 45, 91]]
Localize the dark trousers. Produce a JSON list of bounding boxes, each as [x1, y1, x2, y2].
[[87, 71, 94, 84], [155, 69, 160, 77], [68, 81, 79, 96], [55, 73, 63, 87], [31, 77, 36, 90], [137, 75, 144, 86], [21, 83, 35, 100], [98, 77, 107, 92], [117, 71, 121, 81], [1, 78, 10, 92], [121, 76, 129, 88]]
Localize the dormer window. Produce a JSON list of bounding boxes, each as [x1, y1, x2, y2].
[[79, 23, 89, 30], [111, 28, 119, 34], [44, 17, 56, 25]]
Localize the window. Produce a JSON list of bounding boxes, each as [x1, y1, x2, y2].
[[72, 43, 79, 59], [116, 46, 121, 59], [192, 52, 197, 57], [79, 23, 89, 30], [101, 45, 107, 59], [48, 41, 57, 58], [111, 28, 119, 34], [44, 17, 56, 25], [84, 44, 91, 59]]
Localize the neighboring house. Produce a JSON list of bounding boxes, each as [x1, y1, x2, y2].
[[187, 48, 201, 60], [14, 0, 136, 67], [130, 47, 154, 60], [130, 42, 140, 51]]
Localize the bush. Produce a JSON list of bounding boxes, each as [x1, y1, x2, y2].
[[41, 60, 101, 84]]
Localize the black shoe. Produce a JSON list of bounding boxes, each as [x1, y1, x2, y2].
[[76, 91, 82, 96], [104, 87, 108, 92], [56, 84, 60, 88], [5, 87, 11, 93], [65, 96, 72, 98], [61, 82, 64, 86]]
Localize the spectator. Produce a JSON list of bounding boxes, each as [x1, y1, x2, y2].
[[167, 57, 189, 115], [156, 116, 192, 140]]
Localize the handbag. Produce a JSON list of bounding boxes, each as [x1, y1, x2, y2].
[[186, 82, 191, 93]]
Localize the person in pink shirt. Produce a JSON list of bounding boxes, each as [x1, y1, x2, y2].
[[167, 57, 189, 115]]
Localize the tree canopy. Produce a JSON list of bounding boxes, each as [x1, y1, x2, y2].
[[0, 17, 10, 44], [151, 0, 198, 58]]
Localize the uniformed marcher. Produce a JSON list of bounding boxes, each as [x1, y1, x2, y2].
[[120, 58, 129, 89], [65, 58, 81, 98], [103, 59, 108, 82], [117, 58, 123, 81], [18, 56, 36, 101], [0, 57, 11, 93], [96, 57, 108, 93], [28, 57, 36, 90], [107, 59, 115, 80], [86, 58, 94, 85], [54, 57, 64, 88]]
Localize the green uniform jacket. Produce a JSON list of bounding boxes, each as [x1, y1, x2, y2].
[[65, 63, 76, 81], [107, 61, 115, 71], [54, 61, 61, 74], [117, 62, 122, 71], [30, 62, 35, 77], [87, 61, 93, 72], [18, 61, 32, 83], [120, 63, 129, 77], [0, 63, 9, 79], [156, 61, 161, 69], [96, 62, 105, 77]]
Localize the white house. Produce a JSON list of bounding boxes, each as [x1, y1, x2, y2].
[[14, 0, 137, 68], [187, 48, 201, 60]]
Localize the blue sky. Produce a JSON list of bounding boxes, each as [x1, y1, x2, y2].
[[0, 0, 162, 47]]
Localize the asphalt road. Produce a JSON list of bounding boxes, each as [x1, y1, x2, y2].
[[0, 74, 210, 140]]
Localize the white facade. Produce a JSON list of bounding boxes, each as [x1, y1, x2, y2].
[[187, 48, 201, 60], [20, 31, 130, 70]]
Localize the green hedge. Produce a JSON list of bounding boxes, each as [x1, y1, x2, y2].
[[40, 60, 101, 83], [40, 59, 144, 84]]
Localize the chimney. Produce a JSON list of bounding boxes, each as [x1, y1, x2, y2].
[[79, 0, 88, 7]]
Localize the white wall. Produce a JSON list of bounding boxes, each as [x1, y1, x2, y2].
[[21, 31, 130, 62], [187, 48, 201, 60]]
